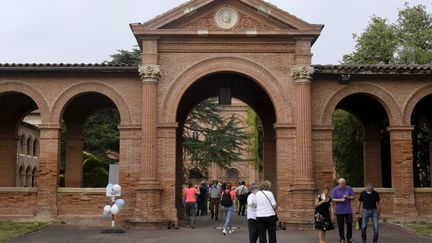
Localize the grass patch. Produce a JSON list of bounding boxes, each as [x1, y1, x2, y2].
[[0, 221, 48, 242], [399, 222, 432, 238]]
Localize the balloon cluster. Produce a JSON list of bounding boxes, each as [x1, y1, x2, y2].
[[102, 184, 125, 219]]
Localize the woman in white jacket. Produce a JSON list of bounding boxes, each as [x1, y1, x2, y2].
[[255, 180, 277, 243]]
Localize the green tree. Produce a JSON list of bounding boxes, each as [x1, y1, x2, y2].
[[342, 3, 432, 65], [83, 108, 120, 162], [183, 99, 248, 179], [332, 110, 364, 187], [108, 48, 141, 65], [397, 3, 432, 64], [342, 17, 398, 64], [82, 151, 109, 187], [246, 108, 263, 171]]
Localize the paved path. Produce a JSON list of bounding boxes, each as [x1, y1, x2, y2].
[[8, 215, 432, 243]]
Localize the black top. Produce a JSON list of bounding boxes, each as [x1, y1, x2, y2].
[[315, 195, 332, 216], [359, 190, 380, 209]]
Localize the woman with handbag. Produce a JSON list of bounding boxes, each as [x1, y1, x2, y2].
[[256, 180, 277, 243], [314, 186, 335, 243]]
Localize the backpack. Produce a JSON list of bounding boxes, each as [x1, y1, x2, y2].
[[220, 190, 233, 207]]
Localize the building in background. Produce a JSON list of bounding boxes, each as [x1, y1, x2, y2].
[[16, 111, 40, 187]]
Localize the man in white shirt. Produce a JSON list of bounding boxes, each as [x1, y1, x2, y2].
[[247, 184, 259, 243], [255, 180, 277, 243]]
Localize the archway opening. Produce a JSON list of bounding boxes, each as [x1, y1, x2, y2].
[[411, 94, 432, 187], [332, 94, 392, 188], [0, 92, 40, 187], [175, 72, 276, 219], [59, 92, 120, 188]]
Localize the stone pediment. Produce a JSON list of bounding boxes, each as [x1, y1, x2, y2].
[[160, 1, 293, 31], [131, 0, 323, 39]]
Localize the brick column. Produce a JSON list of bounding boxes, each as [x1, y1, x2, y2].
[[37, 125, 60, 219], [292, 66, 315, 186], [65, 134, 83, 187], [388, 126, 418, 217], [127, 64, 169, 228], [363, 135, 383, 187], [0, 135, 18, 187], [138, 64, 160, 185], [274, 123, 295, 219], [283, 66, 316, 228]]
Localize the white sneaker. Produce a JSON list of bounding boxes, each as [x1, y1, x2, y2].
[[228, 229, 233, 234], [222, 228, 227, 235]]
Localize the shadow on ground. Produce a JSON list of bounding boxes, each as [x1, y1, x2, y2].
[[8, 214, 432, 243]]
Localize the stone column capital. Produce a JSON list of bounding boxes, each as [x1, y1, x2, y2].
[[291, 66, 314, 83], [138, 64, 161, 82]]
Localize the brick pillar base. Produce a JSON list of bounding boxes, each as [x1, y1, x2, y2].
[[283, 183, 316, 229], [126, 183, 170, 230]]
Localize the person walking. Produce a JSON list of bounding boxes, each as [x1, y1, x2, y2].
[[197, 182, 207, 216], [236, 181, 249, 216], [247, 184, 259, 243], [256, 180, 277, 243], [220, 183, 236, 235], [358, 183, 380, 243], [209, 180, 221, 221], [314, 186, 335, 243], [332, 178, 355, 243], [183, 182, 200, 229]]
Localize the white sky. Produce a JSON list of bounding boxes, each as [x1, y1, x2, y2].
[[0, 0, 430, 64]]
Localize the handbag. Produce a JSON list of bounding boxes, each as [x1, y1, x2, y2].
[[356, 216, 362, 230], [260, 190, 279, 221]]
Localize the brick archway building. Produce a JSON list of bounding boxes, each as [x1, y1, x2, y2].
[[0, 0, 431, 227]]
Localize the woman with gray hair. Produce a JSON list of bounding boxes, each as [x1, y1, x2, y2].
[[256, 180, 277, 243], [247, 184, 259, 243]]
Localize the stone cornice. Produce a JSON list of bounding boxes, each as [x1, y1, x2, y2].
[[291, 66, 314, 83], [138, 64, 161, 82]]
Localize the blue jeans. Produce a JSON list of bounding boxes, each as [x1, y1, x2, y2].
[[224, 206, 234, 229], [361, 208, 379, 242]]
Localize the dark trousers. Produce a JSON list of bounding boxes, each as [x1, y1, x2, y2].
[[336, 213, 353, 241], [248, 219, 259, 243], [185, 202, 196, 226], [209, 198, 220, 220], [256, 215, 277, 243], [239, 198, 247, 215]]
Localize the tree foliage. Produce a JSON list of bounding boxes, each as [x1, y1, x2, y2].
[[342, 3, 432, 64], [342, 17, 398, 64], [83, 108, 120, 162], [183, 99, 248, 179], [108, 48, 141, 65], [332, 110, 364, 187], [397, 3, 432, 64], [82, 151, 109, 187], [246, 108, 263, 171]]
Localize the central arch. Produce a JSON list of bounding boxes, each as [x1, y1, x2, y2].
[[171, 68, 279, 221], [161, 56, 291, 124]]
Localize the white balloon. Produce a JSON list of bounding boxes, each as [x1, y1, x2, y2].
[[103, 205, 111, 213], [112, 184, 121, 193], [111, 204, 120, 215]]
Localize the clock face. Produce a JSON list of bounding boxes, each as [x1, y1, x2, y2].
[[215, 7, 238, 29]]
